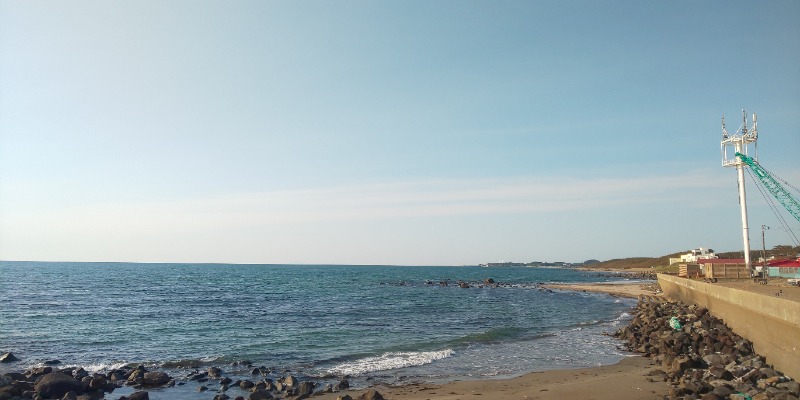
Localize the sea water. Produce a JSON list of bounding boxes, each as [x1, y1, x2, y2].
[[0, 262, 639, 399]]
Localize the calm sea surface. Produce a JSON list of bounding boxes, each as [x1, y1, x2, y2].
[[0, 262, 641, 399]]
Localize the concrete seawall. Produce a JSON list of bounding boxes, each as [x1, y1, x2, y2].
[[658, 273, 800, 380]]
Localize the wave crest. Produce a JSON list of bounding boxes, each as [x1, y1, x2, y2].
[[327, 349, 455, 376]]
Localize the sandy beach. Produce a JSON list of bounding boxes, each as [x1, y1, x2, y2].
[[312, 356, 668, 400], [540, 282, 660, 298]]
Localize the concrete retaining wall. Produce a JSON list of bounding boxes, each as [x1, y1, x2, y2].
[[658, 273, 800, 380]]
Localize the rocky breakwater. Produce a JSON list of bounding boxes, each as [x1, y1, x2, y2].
[[614, 297, 799, 399]]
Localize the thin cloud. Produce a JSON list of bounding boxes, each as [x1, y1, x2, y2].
[[18, 171, 732, 233]]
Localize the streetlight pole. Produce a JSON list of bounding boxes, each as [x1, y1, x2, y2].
[[761, 224, 770, 277]]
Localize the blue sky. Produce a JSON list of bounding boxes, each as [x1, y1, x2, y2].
[[1, 1, 798, 265]]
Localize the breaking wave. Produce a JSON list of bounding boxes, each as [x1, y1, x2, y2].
[[327, 349, 455, 376]]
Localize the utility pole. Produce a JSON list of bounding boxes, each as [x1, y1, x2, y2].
[[761, 225, 770, 276]]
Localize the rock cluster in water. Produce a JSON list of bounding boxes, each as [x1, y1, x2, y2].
[[0, 363, 178, 400], [0, 360, 384, 400], [614, 297, 799, 399], [184, 365, 383, 400]]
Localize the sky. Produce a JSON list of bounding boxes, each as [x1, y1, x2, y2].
[[1, 1, 799, 265]]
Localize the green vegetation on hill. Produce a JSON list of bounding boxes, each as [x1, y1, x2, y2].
[[588, 244, 799, 272], [587, 253, 682, 271]]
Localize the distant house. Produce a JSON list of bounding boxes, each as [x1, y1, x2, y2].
[[670, 248, 719, 264], [767, 258, 800, 279]]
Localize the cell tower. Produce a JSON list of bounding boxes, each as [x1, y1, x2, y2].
[[721, 110, 758, 274]]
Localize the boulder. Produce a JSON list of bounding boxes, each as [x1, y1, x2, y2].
[[208, 367, 223, 378], [0, 353, 19, 363], [356, 389, 385, 400], [29, 366, 53, 378], [249, 389, 273, 400], [127, 391, 150, 400], [71, 368, 88, 379], [88, 376, 107, 390], [777, 381, 800, 395], [334, 378, 350, 391], [296, 381, 314, 396], [3, 372, 26, 381], [142, 371, 171, 386], [34, 373, 83, 399]]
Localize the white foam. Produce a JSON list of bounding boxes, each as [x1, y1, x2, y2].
[[49, 362, 129, 372], [613, 312, 632, 321], [327, 349, 455, 376]]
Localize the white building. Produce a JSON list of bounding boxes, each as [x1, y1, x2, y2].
[[670, 248, 719, 264]]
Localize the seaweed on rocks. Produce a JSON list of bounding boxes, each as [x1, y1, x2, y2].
[[614, 298, 799, 400]]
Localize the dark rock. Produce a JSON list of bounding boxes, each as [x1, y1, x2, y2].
[[239, 380, 254, 390], [208, 367, 222, 378], [296, 381, 314, 396], [29, 366, 53, 378], [60, 391, 78, 400], [142, 371, 171, 386], [128, 391, 150, 400], [188, 371, 208, 381], [198, 385, 208, 392], [214, 395, 230, 400], [711, 384, 734, 397], [249, 389, 273, 400], [778, 381, 800, 395], [336, 396, 354, 400], [356, 389, 385, 400], [703, 354, 724, 367], [335, 378, 350, 391], [3, 372, 26, 381], [72, 368, 89, 380], [220, 376, 232, 385], [0, 353, 19, 363], [34, 373, 83, 399], [709, 366, 734, 380], [88, 376, 106, 390]]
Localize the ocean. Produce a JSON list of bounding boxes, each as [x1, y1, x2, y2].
[[0, 262, 641, 399]]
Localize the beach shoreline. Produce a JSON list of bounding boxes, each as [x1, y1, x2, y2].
[[1, 279, 660, 400], [10, 281, 795, 399], [540, 281, 662, 299], [314, 281, 667, 399], [312, 355, 668, 400]]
